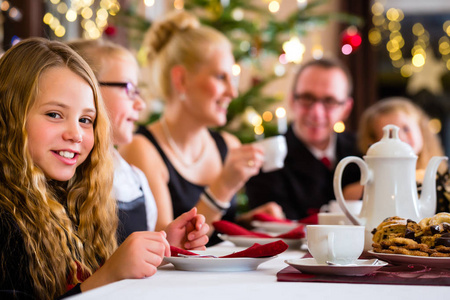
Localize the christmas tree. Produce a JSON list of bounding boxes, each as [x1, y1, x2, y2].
[[110, 0, 361, 142]]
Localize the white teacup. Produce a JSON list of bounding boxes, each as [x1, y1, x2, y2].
[[318, 200, 362, 225], [306, 225, 365, 265], [255, 135, 287, 172], [322, 200, 362, 214], [318, 213, 352, 225]]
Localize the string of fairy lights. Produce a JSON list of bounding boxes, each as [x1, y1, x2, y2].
[[368, 0, 450, 78]]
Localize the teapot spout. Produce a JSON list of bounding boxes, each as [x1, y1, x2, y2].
[[418, 156, 448, 218]]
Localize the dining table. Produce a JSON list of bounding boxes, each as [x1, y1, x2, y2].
[[68, 241, 449, 300]]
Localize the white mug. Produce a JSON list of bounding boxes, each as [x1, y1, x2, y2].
[[321, 200, 362, 214], [318, 213, 352, 225], [306, 225, 365, 265], [255, 135, 287, 172], [318, 200, 362, 225]]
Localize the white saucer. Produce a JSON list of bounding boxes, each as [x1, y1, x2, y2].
[[164, 249, 275, 272], [285, 258, 388, 276], [368, 250, 450, 269], [251, 221, 300, 234], [218, 234, 305, 250]]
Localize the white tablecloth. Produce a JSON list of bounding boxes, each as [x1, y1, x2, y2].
[[69, 242, 449, 300]]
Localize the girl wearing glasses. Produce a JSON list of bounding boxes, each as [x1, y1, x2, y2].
[[68, 38, 209, 248]]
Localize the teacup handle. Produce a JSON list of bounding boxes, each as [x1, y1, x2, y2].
[[333, 156, 370, 226], [327, 232, 336, 262]]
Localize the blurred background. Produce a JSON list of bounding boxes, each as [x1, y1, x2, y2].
[[1, 0, 449, 155]]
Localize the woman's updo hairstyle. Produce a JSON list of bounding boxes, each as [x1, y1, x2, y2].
[[143, 10, 231, 99]]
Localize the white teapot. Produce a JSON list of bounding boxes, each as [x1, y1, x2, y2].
[[333, 125, 448, 250]]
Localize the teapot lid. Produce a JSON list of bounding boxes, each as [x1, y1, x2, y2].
[[366, 125, 417, 157]]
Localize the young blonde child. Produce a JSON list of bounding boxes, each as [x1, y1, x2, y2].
[[0, 38, 204, 299], [68, 38, 209, 248], [344, 97, 449, 212]]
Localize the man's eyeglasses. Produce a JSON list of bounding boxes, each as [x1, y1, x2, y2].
[[99, 82, 141, 100], [293, 93, 347, 110]]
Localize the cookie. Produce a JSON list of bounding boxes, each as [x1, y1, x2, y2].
[[389, 246, 429, 257], [429, 212, 450, 226], [419, 217, 432, 229], [405, 219, 423, 241], [435, 245, 450, 253], [372, 247, 395, 254], [372, 223, 406, 243], [420, 234, 442, 248], [435, 232, 450, 247], [430, 252, 450, 257]]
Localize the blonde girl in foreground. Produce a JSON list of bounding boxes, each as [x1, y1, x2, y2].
[[0, 38, 202, 300]]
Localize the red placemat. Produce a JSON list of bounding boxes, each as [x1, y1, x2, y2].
[[277, 265, 450, 286], [278, 252, 450, 286], [277, 264, 450, 286]]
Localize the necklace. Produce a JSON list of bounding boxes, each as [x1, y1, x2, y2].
[[160, 117, 206, 167]]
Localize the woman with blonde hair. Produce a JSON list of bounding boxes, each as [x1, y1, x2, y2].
[[344, 97, 449, 212], [0, 38, 173, 299], [120, 10, 284, 244]]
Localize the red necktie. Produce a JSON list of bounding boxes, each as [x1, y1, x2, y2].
[[320, 156, 331, 169]]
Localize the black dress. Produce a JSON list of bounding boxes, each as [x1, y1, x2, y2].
[[136, 126, 237, 245], [0, 209, 81, 299]]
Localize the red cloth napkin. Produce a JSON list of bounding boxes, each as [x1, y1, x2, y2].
[[221, 240, 288, 258], [213, 220, 305, 239], [170, 246, 198, 257], [298, 213, 318, 225], [253, 213, 294, 224], [213, 220, 272, 238], [252, 212, 318, 225], [170, 240, 288, 258], [276, 226, 305, 239]]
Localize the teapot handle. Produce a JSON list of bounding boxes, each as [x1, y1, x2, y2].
[[333, 156, 370, 226]]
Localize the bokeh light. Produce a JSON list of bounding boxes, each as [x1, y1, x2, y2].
[[262, 111, 273, 122], [333, 121, 345, 133]]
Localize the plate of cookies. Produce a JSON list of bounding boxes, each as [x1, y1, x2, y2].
[[370, 213, 450, 268], [368, 250, 450, 269]]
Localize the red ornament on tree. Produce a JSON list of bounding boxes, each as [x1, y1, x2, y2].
[[340, 26, 362, 55], [104, 25, 117, 37]]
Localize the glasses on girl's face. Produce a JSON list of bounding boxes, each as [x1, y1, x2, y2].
[[99, 82, 141, 99], [293, 93, 347, 110]]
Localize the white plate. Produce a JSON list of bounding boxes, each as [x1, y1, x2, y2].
[[368, 250, 450, 269], [164, 249, 275, 272], [218, 233, 305, 249], [285, 258, 388, 276], [251, 221, 300, 234]]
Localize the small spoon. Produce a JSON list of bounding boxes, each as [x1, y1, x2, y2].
[[177, 254, 218, 258]]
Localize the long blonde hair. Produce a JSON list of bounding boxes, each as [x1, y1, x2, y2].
[[0, 38, 117, 299], [143, 10, 231, 100], [358, 97, 446, 173]]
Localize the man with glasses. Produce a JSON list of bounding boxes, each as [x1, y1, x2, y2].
[[246, 58, 361, 220]]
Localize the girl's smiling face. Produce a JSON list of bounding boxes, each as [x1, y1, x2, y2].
[[98, 55, 145, 146], [373, 110, 424, 155], [26, 66, 96, 181]]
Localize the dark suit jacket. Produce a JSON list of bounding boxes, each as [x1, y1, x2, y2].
[[246, 125, 361, 220]]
